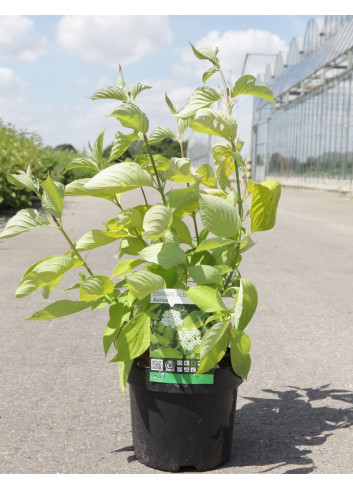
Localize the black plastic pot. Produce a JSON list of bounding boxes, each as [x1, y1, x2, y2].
[[127, 361, 243, 472]]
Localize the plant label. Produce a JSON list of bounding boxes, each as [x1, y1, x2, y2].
[[149, 288, 214, 384]]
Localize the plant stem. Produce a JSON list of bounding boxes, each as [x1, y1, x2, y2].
[[223, 241, 241, 292], [114, 196, 123, 210], [179, 130, 200, 246], [180, 264, 188, 289], [143, 134, 166, 205], [223, 148, 244, 292], [53, 217, 114, 304], [228, 139, 243, 220], [186, 181, 200, 245], [52, 216, 94, 277], [242, 170, 248, 200], [191, 210, 200, 245], [234, 162, 243, 220], [219, 69, 230, 107], [132, 227, 147, 247], [178, 131, 185, 158], [35, 188, 95, 277], [141, 187, 149, 206]]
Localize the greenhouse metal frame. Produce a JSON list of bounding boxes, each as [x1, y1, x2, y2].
[[252, 15, 353, 192]]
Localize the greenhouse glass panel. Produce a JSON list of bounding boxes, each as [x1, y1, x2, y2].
[[252, 15, 353, 187]]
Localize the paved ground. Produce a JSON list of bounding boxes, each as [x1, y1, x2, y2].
[[0, 186, 352, 474]]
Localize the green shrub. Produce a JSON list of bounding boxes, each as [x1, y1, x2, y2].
[[134, 137, 187, 159], [40, 146, 95, 185], [0, 119, 95, 210], [0, 120, 48, 210], [54, 144, 77, 152]]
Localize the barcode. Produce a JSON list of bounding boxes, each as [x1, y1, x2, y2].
[[150, 359, 164, 371]]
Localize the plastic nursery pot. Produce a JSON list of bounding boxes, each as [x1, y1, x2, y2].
[[127, 359, 243, 472]]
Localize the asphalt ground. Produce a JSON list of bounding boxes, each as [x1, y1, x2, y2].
[[0, 186, 352, 475]]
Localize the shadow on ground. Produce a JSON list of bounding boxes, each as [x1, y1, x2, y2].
[[229, 384, 353, 473], [115, 384, 353, 473]]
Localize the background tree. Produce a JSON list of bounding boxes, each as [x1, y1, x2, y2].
[[54, 144, 78, 153], [134, 138, 188, 159]]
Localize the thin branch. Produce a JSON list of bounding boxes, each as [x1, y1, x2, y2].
[[219, 69, 230, 107], [178, 131, 185, 158], [52, 216, 94, 277], [180, 130, 200, 245], [191, 212, 200, 245], [143, 134, 166, 205], [141, 187, 149, 206], [114, 196, 123, 210]]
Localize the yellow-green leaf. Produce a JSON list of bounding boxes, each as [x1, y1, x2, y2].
[[165, 157, 195, 183], [111, 312, 150, 361], [109, 131, 140, 162], [126, 270, 166, 300], [108, 102, 149, 134], [0, 209, 52, 239], [196, 237, 236, 252], [139, 242, 186, 270], [103, 302, 130, 356], [177, 86, 221, 119], [84, 162, 154, 195], [25, 300, 96, 320], [15, 254, 83, 299], [111, 259, 145, 278], [194, 163, 217, 188], [186, 285, 228, 313], [187, 265, 222, 286], [143, 204, 172, 239], [166, 185, 199, 217], [197, 321, 229, 375], [230, 75, 273, 102], [65, 179, 115, 201], [248, 179, 281, 233], [170, 215, 192, 245], [230, 328, 251, 379], [234, 279, 258, 331], [118, 359, 133, 394], [41, 175, 65, 218], [75, 229, 120, 251], [199, 193, 240, 239], [190, 108, 237, 143], [79, 275, 114, 302]]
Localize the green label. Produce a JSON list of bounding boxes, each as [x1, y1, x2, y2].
[[149, 288, 214, 384]]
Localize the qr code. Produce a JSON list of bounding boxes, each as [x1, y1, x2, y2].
[[150, 359, 164, 371]]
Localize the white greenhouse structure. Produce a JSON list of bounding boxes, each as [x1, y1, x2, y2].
[[187, 15, 353, 193], [252, 15, 353, 192]]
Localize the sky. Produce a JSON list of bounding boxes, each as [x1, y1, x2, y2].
[[0, 3, 344, 159]]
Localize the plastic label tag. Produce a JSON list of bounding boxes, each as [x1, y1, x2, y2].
[[149, 288, 214, 384]]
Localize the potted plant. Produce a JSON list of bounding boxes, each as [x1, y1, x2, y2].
[[0, 44, 281, 472]]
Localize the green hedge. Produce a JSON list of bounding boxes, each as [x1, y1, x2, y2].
[[0, 120, 46, 209], [0, 120, 187, 211], [0, 120, 93, 210], [40, 146, 96, 185]]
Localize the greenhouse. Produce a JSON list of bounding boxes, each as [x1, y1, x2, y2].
[[252, 15, 353, 192], [187, 15, 353, 193]]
